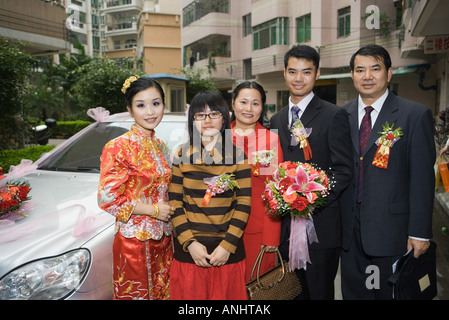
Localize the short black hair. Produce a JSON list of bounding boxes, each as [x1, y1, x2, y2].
[[284, 45, 320, 70], [349, 44, 392, 71], [231, 81, 266, 125], [187, 90, 230, 145], [124, 77, 165, 107]]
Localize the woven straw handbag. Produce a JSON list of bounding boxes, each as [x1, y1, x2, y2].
[[246, 248, 302, 300]]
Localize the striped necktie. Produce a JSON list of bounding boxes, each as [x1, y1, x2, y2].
[[291, 105, 300, 126], [357, 106, 374, 203]]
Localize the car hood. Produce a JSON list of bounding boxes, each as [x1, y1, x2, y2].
[[0, 170, 115, 278]]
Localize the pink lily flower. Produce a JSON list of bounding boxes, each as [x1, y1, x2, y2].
[[286, 164, 326, 202]]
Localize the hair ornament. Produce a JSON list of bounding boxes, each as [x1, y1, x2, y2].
[[121, 75, 140, 94]]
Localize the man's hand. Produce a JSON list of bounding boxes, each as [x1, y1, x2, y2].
[[407, 238, 430, 258]]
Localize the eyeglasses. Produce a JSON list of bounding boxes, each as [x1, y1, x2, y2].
[[193, 111, 222, 121]]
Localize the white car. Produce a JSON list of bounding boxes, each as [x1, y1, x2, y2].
[[0, 111, 187, 300]]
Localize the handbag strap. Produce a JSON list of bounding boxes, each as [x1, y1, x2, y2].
[[249, 247, 286, 288]]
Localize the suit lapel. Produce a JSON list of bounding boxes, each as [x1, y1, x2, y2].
[[300, 96, 321, 127], [346, 99, 360, 155], [277, 106, 291, 140]]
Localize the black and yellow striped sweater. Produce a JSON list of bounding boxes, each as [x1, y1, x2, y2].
[[168, 141, 252, 265]]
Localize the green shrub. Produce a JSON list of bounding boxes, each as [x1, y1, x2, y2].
[[50, 120, 92, 137], [0, 145, 55, 174]]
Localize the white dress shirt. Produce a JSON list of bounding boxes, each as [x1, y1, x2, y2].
[[288, 91, 315, 126]]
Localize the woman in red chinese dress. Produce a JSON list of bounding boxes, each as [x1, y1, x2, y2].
[[98, 76, 173, 300], [231, 81, 283, 282]]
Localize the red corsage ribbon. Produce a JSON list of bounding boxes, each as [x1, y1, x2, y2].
[[291, 119, 313, 161], [372, 122, 403, 169], [202, 173, 240, 207]]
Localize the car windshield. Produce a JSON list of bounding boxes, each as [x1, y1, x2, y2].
[[37, 118, 187, 173], [38, 122, 128, 173]]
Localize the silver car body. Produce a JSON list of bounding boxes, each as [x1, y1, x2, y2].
[[0, 112, 187, 300]]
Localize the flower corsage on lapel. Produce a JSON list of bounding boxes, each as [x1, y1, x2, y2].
[[290, 119, 312, 161], [202, 173, 240, 207], [250, 150, 276, 176], [372, 122, 403, 169]]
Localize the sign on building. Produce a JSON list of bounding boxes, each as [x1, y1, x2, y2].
[[425, 35, 449, 54]]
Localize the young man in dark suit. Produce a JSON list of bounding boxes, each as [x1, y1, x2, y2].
[[340, 44, 435, 299], [270, 45, 353, 299]]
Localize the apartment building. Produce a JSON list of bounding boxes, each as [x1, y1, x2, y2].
[[0, 0, 70, 56], [400, 0, 449, 113], [66, 0, 101, 56], [181, 0, 438, 118], [99, 0, 182, 75]]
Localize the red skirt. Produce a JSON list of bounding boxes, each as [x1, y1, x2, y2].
[[112, 232, 173, 300], [170, 259, 247, 300]]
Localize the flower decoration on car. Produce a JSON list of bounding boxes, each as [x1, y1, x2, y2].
[[202, 173, 240, 207], [372, 122, 403, 169], [290, 119, 312, 161], [121, 75, 140, 94], [250, 149, 277, 176], [0, 180, 33, 221]]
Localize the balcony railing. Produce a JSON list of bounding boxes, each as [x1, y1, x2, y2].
[[103, 0, 141, 10], [106, 21, 137, 35]]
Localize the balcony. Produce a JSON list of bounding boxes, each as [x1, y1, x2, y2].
[[106, 21, 137, 36], [102, 0, 142, 13], [194, 55, 234, 82], [182, 12, 231, 46], [0, 0, 70, 55]]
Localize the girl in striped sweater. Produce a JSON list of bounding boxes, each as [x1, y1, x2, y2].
[[169, 90, 252, 300]]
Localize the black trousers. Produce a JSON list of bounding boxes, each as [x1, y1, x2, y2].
[[280, 241, 340, 300], [341, 203, 400, 300]]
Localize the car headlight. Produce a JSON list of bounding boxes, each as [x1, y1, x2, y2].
[[0, 248, 91, 300]]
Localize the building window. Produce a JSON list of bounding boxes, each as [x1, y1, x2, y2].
[[243, 13, 252, 37], [170, 87, 185, 112], [124, 39, 137, 48], [338, 6, 351, 38], [277, 90, 290, 112], [243, 58, 254, 80], [92, 36, 100, 51], [253, 17, 289, 51], [296, 14, 311, 43], [92, 14, 99, 29]]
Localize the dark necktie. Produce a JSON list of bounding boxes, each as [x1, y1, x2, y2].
[[357, 106, 374, 203], [291, 105, 300, 126]]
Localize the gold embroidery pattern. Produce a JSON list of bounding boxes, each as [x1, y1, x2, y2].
[[98, 124, 172, 241]]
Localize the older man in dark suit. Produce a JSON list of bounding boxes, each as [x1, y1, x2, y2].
[[340, 44, 435, 299], [270, 45, 353, 299]]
